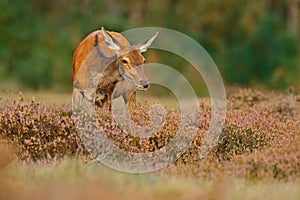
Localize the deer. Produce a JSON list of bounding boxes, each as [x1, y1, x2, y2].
[[72, 27, 158, 110]]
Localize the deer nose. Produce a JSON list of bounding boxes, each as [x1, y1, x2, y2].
[[140, 80, 149, 89]]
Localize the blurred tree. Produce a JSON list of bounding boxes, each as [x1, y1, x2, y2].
[[0, 0, 299, 91], [223, 11, 299, 88], [287, 0, 300, 35]]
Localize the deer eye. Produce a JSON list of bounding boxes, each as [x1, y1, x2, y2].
[[122, 59, 129, 64]]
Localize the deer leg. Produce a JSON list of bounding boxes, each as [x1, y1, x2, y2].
[[122, 90, 137, 108], [103, 93, 112, 111], [127, 91, 137, 109], [72, 88, 84, 109]]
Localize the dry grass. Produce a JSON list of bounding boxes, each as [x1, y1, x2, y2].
[[0, 157, 299, 200]]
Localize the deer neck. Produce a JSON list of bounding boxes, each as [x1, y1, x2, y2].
[[97, 59, 122, 93]]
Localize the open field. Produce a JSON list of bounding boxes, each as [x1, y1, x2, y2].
[[1, 158, 300, 200], [0, 88, 300, 199]]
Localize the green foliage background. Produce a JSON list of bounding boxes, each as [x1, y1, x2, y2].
[[0, 0, 299, 91]]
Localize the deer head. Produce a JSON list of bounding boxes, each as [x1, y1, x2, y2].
[[101, 27, 158, 90]]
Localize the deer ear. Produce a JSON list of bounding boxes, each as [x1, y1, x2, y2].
[[101, 27, 121, 51], [137, 32, 158, 53]]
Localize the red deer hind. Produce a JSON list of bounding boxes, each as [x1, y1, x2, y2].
[[72, 27, 158, 110]]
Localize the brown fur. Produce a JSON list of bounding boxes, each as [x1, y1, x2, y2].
[[72, 29, 145, 109], [72, 30, 129, 82]]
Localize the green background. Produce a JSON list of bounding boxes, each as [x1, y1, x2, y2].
[[0, 0, 299, 92]]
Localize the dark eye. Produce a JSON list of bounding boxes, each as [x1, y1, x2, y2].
[[143, 59, 146, 63], [122, 59, 128, 64]]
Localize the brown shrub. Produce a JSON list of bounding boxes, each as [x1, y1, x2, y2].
[[0, 97, 82, 162], [174, 88, 300, 180], [0, 88, 299, 180]]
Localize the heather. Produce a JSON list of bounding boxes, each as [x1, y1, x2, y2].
[[0, 88, 300, 180]]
